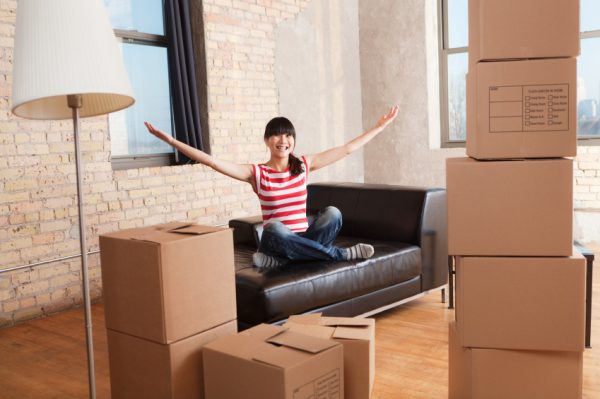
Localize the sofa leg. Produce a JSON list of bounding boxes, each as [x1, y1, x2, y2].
[[441, 288, 446, 304]]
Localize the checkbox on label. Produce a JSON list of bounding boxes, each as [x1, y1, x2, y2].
[[525, 102, 530, 107], [548, 95, 553, 100], [549, 101, 554, 106], [549, 120, 554, 125], [525, 96, 530, 100]]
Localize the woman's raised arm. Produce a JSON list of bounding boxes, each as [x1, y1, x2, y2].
[[144, 121, 254, 184], [304, 105, 398, 172]]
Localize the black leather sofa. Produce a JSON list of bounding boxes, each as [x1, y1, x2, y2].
[[229, 182, 448, 330]]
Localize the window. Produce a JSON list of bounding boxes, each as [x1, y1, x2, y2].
[[439, 0, 600, 146], [579, 0, 600, 140], [439, 0, 468, 146], [103, 0, 175, 169]]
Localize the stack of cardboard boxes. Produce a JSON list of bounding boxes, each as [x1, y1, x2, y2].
[[99, 222, 238, 399], [100, 222, 377, 398], [447, 0, 586, 397]]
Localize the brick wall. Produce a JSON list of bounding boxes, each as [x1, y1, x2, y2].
[[0, 0, 309, 327], [575, 145, 600, 210]]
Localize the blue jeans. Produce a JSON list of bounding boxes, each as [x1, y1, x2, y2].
[[258, 206, 346, 261]]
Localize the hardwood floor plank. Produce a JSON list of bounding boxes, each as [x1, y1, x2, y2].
[[0, 247, 598, 398]]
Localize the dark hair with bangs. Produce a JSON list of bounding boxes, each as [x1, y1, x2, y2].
[[264, 117, 304, 176]]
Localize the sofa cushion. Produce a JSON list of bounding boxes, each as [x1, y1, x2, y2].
[[234, 236, 422, 325]]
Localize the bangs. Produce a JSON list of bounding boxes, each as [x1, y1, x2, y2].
[[264, 117, 296, 139]]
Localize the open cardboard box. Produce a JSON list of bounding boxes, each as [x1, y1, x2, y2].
[[203, 324, 344, 399], [100, 222, 236, 344], [285, 313, 375, 399]]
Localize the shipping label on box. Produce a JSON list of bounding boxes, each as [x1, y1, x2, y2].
[[100, 222, 237, 344], [467, 58, 577, 159], [107, 319, 237, 399], [449, 322, 583, 399], [285, 314, 375, 399], [446, 157, 573, 256], [468, 0, 579, 64], [455, 255, 586, 351], [203, 324, 344, 399]]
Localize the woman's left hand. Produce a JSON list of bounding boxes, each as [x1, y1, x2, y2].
[[375, 105, 399, 129]]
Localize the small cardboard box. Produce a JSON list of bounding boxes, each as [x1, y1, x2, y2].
[[100, 222, 236, 344], [449, 322, 583, 399], [455, 255, 586, 351], [203, 324, 344, 399], [447, 157, 573, 256], [284, 314, 375, 399], [467, 58, 577, 159], [468, 0, 579, 64], [107, 320, 237, 399]]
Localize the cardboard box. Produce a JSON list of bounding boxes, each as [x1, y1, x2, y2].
[[469, 0, 579, 64], [203, 324, 344, 399], [284, 314, 375, 399], [100, 222, 236, 344], [455, 255, 586, 351], [447, 157, 573, 256], [107, 320, 237, 399], [449, 322, 583, 399], [467, 58, 577, 159]]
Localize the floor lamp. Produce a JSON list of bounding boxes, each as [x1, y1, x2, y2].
[[11, 1, 135, 398]]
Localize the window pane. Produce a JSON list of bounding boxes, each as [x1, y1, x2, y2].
[[103, 0, 164, 35], [447, 0, 468, 48], [110, 43, 173, 156], [577, 37, 600, 137], [581, 0, 600, 32], [447, 52, 468, 141]]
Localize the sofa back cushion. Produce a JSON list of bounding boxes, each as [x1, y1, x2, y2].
[[307, 183, 431, 245]]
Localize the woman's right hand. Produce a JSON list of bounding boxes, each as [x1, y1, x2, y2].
[[144, 121, 173, 144]]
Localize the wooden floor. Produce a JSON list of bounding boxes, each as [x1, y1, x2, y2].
[[1, 247, 599, 398]]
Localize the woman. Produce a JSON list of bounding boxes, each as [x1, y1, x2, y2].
[[144, 105, 398, 269]]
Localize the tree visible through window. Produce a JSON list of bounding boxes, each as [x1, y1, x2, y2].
[[440, 0, 600, 145]]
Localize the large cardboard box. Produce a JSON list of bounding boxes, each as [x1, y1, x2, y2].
[[449, 323, 583, 399], [284, 314, 375, 399], [203, 324, 344, 399], [455, 255, 586, 351], [100, 222, 236, 343], [467, 58, 577, 159], [468, 0, 579, 64], [447, 157, 573, 256], [107, 320, 238, 399]]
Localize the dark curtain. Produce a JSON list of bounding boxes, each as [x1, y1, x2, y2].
[[165, 0, 203, 164]]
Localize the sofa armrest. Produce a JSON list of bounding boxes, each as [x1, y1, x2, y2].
[[228, 216, 263, 248], [419, 189, 448, 291]]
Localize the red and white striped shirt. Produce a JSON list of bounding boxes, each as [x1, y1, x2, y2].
[[252, 156, 309, 233]]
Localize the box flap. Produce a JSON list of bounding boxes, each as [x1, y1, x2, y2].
[[168, 224, 225, 236], [284, 322, 335, 340], [287, 313, 323, 325], [332, 326, 371, 341], [129, 230, 181, 244], [243, 323, 286, 341], [266, 330, 338, 354]]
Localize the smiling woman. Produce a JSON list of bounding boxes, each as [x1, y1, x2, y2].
[[144, 104, 399, 269]]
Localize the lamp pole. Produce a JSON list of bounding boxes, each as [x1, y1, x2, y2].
[[68, 94, 96, 399]]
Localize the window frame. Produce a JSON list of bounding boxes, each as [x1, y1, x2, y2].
[[108, 10, 178, 170], [439, 0, 600, 147]]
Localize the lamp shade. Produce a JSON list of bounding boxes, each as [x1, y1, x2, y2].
[[11, 0, 135, 120]]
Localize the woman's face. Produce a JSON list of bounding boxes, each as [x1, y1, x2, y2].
[[265, 133, 295, 159]]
